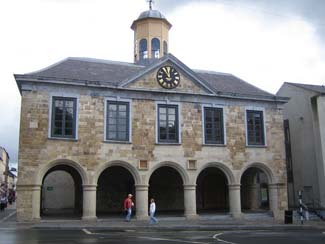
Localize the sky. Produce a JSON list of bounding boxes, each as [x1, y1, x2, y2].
[[1, 0, 325, 169]]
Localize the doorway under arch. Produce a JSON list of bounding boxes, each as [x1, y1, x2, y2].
[[196, 167, 229, 214], [149, 166, 184, 216], [241, 167, 270, 212], [41, 164, 83, 219], [96, 166, 135, 217]]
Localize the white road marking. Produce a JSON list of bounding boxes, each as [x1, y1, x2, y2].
[[82, 228, 92, 235], [139, 236, 208, 244], [0, 210, 16, 223], [213, 233, 237, 244]]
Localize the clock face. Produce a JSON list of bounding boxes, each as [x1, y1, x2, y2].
[[156, 65, 180, 89]]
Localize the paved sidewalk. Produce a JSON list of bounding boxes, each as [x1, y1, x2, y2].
[[0, 202, 16, 223], [1, 211, 325, 231]]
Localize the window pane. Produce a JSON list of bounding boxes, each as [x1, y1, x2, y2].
[[160, 114, 166, 121], [168, 108, 175, 115], [109, 104, 117, 111], [65, 128, 73, 136], [119, 111, 127, 118], [108, 118, 116, 125], [159, 107, 166, 114], [108, 131, 116, 139]]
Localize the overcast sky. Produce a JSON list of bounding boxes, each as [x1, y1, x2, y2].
[[1, 0, 325, 169]]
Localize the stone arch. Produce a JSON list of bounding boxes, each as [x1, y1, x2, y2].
[[93, 160, 141, 185], [147, 161, 189, 185], [36, 159, 88, 186], [239, 162, 276, 184], [196, 162, 236, 185]]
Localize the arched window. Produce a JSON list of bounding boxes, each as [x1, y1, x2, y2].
[[151, 38, 160, 59], [139, 39, 148, 60], [163, 41, 168, 55]]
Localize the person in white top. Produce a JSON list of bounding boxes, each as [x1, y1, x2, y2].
[[149, 198, 158, 224]]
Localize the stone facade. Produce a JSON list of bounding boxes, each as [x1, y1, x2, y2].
[[15, 75, 288, 221]]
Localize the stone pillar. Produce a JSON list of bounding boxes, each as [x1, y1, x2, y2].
[[229, 184, 242, 218], [269, 184, 279, 218], [135, 184, 149, 220], [184, 184, 198, 219], [82, 184, 97, 221], [249, 184, 260, 210], [31, 184, 42, 221]]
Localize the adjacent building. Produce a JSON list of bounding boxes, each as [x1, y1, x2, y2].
[[14, 7, 288, 222], [0, 147, 9, 188], [277, 82, 325, 209]]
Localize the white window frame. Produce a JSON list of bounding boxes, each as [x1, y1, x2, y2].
[[48, 93, 79, 140], [155, 101, 182, 144], [201, 104, 226, 145], [104, 97, 132, 143], [245, 106, 267, 147]]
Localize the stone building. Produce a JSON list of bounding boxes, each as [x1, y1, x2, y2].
[[277, 82, 325, 209], [14, 7, 288, 222], [0, 147, 9, 187]]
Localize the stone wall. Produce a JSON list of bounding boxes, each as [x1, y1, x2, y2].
[[17, 86, 287, 221]]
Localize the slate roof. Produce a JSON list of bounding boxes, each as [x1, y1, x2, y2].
[[15, 55, 286, 102], [24, 58, 144, 86], [285, 82, 325, 94]]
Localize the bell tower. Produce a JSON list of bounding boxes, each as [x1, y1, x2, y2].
[[131, 1, 172, 65]]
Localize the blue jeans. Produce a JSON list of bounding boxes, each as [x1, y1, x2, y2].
[[149, 211, 158, 224], [126, 208, 132, 221]]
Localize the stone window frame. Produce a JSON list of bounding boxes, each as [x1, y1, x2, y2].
[[48, 93, 79, 141], [245, 106, 267, 147], [104, 97, 132, 144], [201, 104, 227, 146], [155, 101, 182, 144]]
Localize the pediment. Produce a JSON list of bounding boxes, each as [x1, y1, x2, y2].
[[120, 55, 214, 95]]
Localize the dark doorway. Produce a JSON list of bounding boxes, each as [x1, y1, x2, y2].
[[149, 166, 184, 216], [41, 165, 83, 219], [96, 166, 135, 217], [241, 167, 270, 212], [196, 167, 229, 214]]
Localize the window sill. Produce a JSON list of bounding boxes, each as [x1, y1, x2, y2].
[[202, 144, 226, 147], [104, 140, 132, 144], [48, 137, 78, 142], [246, 145, 267, 148], [155, 143, 181, 146]]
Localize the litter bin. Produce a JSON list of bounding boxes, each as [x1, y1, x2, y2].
[[284, 210, 293, 224]]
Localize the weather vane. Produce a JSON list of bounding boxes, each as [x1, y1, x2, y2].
[[147, 0, 154, 10]]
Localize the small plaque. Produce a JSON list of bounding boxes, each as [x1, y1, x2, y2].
[[188, 160, 197, 170], [139, 160, 148, 170]]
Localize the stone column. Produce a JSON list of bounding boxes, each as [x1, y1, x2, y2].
[[184, 184, 198, 219], [135, 184, 149, 220], [249, 184, 260, 210], [269, 183, 279, 218], [32, 184, 42, 221], [82, 184, 97, 221], [229, 184, 242, 218]]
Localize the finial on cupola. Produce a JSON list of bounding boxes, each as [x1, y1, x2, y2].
[[147, 0, 154, 10]]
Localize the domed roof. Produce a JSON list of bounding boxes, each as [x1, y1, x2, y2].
[[137, 10, 166, 21], [131, 9, 172, 29]]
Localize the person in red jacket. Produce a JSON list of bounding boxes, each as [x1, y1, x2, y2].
[[124, 194, 134, 221]]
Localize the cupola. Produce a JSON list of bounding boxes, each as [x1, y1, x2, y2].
[[131, 2, 172, 65]]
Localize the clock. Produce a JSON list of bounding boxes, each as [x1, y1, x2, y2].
[[156, 65, 180, 89]]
